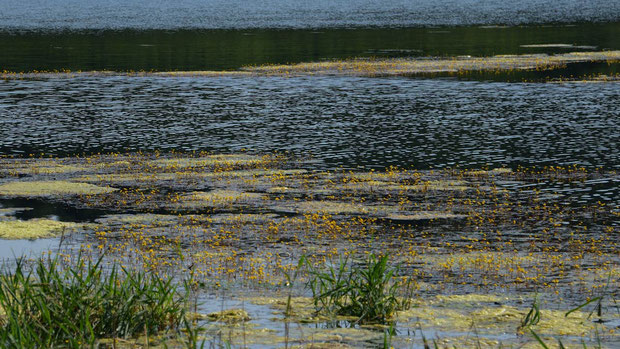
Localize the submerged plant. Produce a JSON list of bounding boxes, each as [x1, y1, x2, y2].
[[306, 254, 412, 324], [0, 255, 189, 347]]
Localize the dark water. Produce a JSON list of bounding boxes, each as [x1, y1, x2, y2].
[[1, 24, 619, 72], [1, 0, 619, 30], [0, 198, 107, 222], [1, 75, 618, 170]]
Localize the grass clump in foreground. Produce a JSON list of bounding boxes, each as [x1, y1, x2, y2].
[[307, 254, 413, 325], [0, 255, 189, 348]]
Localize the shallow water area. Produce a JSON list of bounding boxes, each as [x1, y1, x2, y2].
[[0, 152, 617, 346], [0, 238, 58, 259]]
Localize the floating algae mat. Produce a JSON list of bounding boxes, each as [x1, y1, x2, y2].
[[0, 181, 117, 197], [0, 152, 618, 347], [3, 51, 619, 80], [0, 218, 82, 239]]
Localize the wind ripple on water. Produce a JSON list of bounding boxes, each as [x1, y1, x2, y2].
[[0, 76, 618, 170]]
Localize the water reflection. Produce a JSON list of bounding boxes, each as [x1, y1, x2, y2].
[[1, 24, 618, 72]]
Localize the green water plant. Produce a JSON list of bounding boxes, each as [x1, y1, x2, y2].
[[0, 254, 189, 348], [306, 254, 412, 324]]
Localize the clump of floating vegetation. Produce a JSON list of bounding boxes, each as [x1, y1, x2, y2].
[[0, 218, 81, 239], [0, 152, 618, 347], [0, 255, 191, 348], [0, 180, 116, 197]]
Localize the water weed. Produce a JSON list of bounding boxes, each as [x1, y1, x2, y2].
[[0, 254, 189, 347], [306, 254, 413, 324]]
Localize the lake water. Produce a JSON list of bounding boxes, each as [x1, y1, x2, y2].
[[1, 75, 618, 170], [0, 3, 619, 347], [1, 24, 618, 72], [1, 0, 619, 30]]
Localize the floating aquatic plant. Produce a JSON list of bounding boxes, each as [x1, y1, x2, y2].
[[0, 180, 116, 197], [0, 218, 81, 239]]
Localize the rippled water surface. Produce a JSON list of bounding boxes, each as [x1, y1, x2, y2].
[[1, 0, 619, 30], [1, 76, 618, 169]]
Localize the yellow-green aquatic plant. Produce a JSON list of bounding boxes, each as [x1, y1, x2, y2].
[[0, 255, 189, 348], [0, 218, 80, 239], [0, 180, 117, 196], [306, 254, 412, 324]]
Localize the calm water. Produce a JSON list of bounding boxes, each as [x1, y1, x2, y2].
[[1, 24, 619, 72], [1, 75, 618, 170]]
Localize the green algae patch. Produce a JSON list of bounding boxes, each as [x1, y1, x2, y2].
[[465, 168, 513, 176], [209, 213, 279, 224], [151, 154, 267, 169], [207, 168, 307, 179], [297, 201, 370, 215], [203, 323, 283, 346], [178, 190, 265, 209], [433, 336, 500, 348], [289, 201, 393, 216], [395, 295, 611, 338], [435, 294, 514, 304], [0, 218, 81, 239], [205, 309, 251, 323], [343, 180, 470, 192], [386, 211, 467, 221], [1, 164, 85, 175], [77, 173, 178, 184], [0, 181, 117, 197], [292, 327, 383, 346]]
